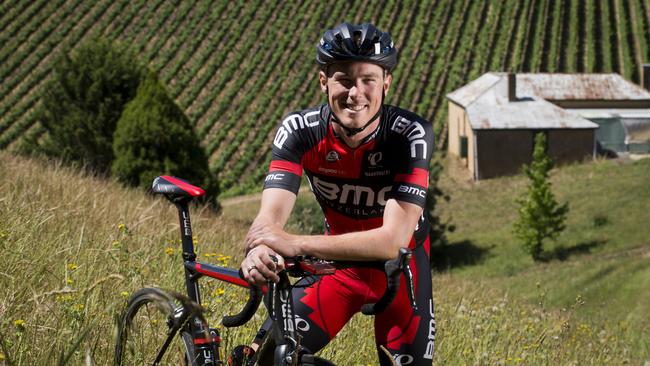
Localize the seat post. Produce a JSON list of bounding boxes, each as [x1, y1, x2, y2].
[[176, 200, 201, 304]]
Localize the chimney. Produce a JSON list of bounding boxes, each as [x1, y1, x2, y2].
[[508, 73, 516, 101], [643, 64, 650, 90]]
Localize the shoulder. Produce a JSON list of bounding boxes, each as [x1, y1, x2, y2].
[[383, 105, 434, 144], [272, 105, 327, 151]]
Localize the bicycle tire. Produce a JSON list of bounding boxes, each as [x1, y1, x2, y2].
[[114, 287, 193, 366]]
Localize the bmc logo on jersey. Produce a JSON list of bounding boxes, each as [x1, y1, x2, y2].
[[397, 184, 426, 198], [265, 173, 285, 182], [390, 116, 427, 159], [273, 111, 320, 149], [313, 177, 391, 207]]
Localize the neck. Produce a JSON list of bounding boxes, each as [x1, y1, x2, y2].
[[332, 118, 380, 148]]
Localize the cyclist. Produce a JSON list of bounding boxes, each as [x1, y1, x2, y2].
[[240, 22, 436, 365]]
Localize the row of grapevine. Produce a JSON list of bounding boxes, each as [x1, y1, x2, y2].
[[0, 0, 119, 148], [186, 1, 279, 133], [3, 0, 650, 194], [0, 0, 92, 132], [160, 1, 232, 92], [192, 4, 280, 149]]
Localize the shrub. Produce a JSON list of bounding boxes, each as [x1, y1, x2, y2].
[[513, 133, 569, 260], [36, 38, 142, 174], [111, 72, 219, 209]]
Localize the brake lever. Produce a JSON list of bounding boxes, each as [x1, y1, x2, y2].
[[402, 260, 417, 311]]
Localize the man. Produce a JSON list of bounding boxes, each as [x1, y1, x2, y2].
[[240, 22, 435, 365]]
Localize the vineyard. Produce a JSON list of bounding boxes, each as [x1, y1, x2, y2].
[[1, 0, 649, 196]]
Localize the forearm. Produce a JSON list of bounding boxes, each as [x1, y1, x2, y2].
[[295, 226, 407, 261]]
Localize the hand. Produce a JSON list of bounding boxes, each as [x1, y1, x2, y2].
[[244, 221, 299, 257], [240, 245, 285, 286]]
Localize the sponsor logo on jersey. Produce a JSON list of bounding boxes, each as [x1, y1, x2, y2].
[[273, 111, 320, 149], [390, 116, 428, 159], [325, 150, 340, 162], [397, 184, 427, 198], [424, 299, 436, 359], [312, 176, 391, 207], [265, 173, 285, 182], [393, 354, 414, 365], [364, 169, 391, 177], [368, 152, 383, 166]]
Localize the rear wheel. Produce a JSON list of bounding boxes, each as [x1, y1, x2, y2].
[[114, 287, 193, 365]]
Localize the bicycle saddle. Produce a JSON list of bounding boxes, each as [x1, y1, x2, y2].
[[151, 176, 205, 198]]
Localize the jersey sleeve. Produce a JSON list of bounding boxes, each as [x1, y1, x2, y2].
[[389, 114, 435, 208], [263, 113, 306, 195]]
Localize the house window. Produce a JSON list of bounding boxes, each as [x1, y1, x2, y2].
[[460, 136, 468, 158]]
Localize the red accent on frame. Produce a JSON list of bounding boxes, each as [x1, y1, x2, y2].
[[394, 168, 429, 188], [193, 336, 221, 345], [269, 160, 302, 176], [194, 264, 268, 294], [161, 176, 206, 197]]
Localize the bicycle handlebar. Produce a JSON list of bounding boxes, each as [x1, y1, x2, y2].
[[221, 280, 263, 327], [361, 247, 414, 315], [222, 248, 415, 326]]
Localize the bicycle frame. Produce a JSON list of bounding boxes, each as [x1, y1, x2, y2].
[[167, 198, 260, 365], [142, 176, 415, 366]]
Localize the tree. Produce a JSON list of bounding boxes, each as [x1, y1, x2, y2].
[[513, 133, 569, 260], [35, 38, 142, 174], [111, 72, 219, 209]]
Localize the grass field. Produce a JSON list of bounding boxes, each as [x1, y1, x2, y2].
[[1, 152, 649, 365]]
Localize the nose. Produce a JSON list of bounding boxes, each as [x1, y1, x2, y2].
[[348, 82, 360, 99]]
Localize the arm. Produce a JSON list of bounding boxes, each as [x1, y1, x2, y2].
[[246, 197, 423, 261], [240, 188, 296, 284]]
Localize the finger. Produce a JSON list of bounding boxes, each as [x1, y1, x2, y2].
[[247, 266, 266, 286], [251, 256, 279, 283], [275, 255, 285, 271]]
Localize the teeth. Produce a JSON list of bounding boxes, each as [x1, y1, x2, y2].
[[346, 104, 365, 111]]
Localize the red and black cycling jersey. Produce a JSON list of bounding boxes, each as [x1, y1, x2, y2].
[[264, 104, 435, 240]]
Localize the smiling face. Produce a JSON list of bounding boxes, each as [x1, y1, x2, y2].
[[319, 62, 392, 130]]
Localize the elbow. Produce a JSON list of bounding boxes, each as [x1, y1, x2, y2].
[[380, 230, 411, 260]]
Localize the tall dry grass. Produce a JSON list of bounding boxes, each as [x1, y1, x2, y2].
[[0, 152, 645, 365]]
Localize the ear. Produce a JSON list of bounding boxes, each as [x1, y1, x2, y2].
[[383, 73, 392, 95], [319, 70, 328, 93]]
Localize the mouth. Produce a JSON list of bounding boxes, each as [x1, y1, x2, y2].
[[342, 102, 367, 113]]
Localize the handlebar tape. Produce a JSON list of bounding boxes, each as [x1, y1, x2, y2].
[[222, 280, 263, 327], [361, 248, 411, 315]]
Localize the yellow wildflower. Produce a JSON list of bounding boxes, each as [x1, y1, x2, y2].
[[67, 263, 78, 271], [165, 247, 174, 255], [120, 291, 129, 298], [118, 223, 127, 232], [13, 319, 25, 331], [216, 289, 225, 296], [67, 279, 73, 285], [112, 240, 121, 247]]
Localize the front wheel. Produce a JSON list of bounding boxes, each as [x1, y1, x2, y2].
[[114, 287, 193, 366]]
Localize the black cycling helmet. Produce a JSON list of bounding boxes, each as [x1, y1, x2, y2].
[[316, 22, 397, 72]]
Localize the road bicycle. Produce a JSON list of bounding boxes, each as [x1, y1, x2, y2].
[[114, 175, 416, 365]]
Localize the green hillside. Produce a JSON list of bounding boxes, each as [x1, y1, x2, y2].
[[436, 156, 650, 351], [1, 0, 650, 195], [1, 152, 648, 364]]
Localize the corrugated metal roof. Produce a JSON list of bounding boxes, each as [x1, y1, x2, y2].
[[517, 73, 650, 100], [447, 73, 599, 129], [447, 73, 501, 107]]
